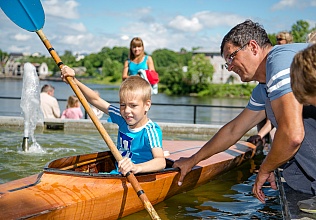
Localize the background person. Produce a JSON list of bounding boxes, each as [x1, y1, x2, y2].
[[306, 30, 316, 44], [172, 20, 315, 209], [61, 95, 83, 119], [40, 84, 60, 118], [122, 37, 156, 81], [276, 31, 293, 45], [61, 65, 165, 175]]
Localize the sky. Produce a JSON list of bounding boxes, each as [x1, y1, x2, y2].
[[0, 0, 316, 56]]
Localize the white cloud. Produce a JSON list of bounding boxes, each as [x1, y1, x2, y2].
[[67, 22, 87, 32], [8, 45, 31, 53], [121, 35, 129, 41], [168, 15, 203, 32], [42, 0, 79, 19], [195, 11, 246, 28], [13, 34, 32, 41], [271, 0, 314, 10]]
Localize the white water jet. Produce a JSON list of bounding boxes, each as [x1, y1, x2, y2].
[[20, 63, 44, 152]]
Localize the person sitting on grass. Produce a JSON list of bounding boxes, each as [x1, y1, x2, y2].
[[61, 65, 166, 175]]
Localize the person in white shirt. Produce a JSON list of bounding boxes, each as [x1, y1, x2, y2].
[[40, 84, 60, 118]]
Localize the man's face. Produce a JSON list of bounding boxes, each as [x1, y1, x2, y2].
[[222, 41, 258, 82]]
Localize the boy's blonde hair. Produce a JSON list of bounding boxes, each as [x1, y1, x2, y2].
[[119, 76, 151, 103], [290, 43, 316, 104], [66, 95, 79, 108]]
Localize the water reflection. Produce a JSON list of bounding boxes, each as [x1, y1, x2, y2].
[[123, 156, 282, 219]]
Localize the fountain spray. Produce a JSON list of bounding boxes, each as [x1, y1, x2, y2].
[[20, 63, 43, 151]]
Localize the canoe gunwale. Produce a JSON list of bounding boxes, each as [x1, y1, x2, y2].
[[42, 166, 179, 178], [7, 172, 43, 192]]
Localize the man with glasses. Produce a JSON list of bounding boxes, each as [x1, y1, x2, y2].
[[173, 19, 316, 213]]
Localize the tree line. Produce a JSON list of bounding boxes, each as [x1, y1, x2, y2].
[[1, 20, 315, 97]]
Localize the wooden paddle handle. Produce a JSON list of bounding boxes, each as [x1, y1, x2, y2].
[[36, 29, 161, 220]]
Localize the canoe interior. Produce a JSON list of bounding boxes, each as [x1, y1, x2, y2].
[[44, 150, 176, 178]]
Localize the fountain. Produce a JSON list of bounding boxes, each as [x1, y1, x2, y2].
[[20, 62, 44, 152]]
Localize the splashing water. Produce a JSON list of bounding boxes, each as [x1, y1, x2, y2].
[[20, 63, 45, 153]]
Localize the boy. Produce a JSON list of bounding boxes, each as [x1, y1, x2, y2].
[[291, 43, 316, 106], [61, 66, 166, 175]]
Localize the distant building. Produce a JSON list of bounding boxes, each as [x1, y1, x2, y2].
[[193, 50, 242, 84], [3, 53, 48, 78]]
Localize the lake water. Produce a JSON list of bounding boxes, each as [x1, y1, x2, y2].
[[0, 78, 248, 125], [0, 78, 282, 219], [0, 128, 282, 219]]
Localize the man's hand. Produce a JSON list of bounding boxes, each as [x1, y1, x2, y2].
[[247, 135, 263, 145], [252, 169, 277, 203], [172, 157, 195, 186]]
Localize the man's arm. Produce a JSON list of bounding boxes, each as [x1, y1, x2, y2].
[[173, 108, 266, 185], [253, 92, 304, 203]]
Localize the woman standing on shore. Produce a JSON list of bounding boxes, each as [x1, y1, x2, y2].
[[121, 37, 156, 81]]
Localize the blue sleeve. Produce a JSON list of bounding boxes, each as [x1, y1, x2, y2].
[[266, 43, 308, 101], [108, 105, 126, 127], [246, 84, 266, 111], [145, 121, 163, 149]]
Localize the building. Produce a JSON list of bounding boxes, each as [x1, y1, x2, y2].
[[2, 53, 49, 78], [193, 50, 242, 84]]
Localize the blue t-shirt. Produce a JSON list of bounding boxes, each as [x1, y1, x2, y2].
[[246, 43, 309, 128], [128, 55, 148, 75], [108, 105, 163, 165]]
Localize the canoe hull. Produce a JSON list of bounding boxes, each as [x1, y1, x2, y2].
[[0, 141, 258, 219]]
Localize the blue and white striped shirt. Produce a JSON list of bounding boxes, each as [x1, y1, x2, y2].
[[247, 43, 309, 127]]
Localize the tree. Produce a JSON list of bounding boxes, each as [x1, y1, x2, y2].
[[186, 54, 214, 93], [291, 20, 311, 43]]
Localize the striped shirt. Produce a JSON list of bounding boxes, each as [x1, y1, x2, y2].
[[247, 43, 309, 128], [108, 105, 163, 164]]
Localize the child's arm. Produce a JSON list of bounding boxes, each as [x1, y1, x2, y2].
[[118, 148, 166, 175], [61, 66, 110, 115]]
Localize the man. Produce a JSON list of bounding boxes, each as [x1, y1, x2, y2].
[[173, 19, 315, 210], [40, 84, 60, 118]]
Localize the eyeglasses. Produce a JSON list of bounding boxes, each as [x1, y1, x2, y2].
[[224, 43, 248, 69], [276, 38, 284, 41]]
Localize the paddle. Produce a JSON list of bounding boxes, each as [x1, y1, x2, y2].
[[0, 1, 160, 219]]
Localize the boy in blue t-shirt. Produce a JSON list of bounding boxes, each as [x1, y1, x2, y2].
[[61, 66, 165, 175]]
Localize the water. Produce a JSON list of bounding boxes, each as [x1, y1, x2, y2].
[[0, 78, 282, 219], [0, 78, 248, 125], [20, 63, 44, 151], [0, 128, 282, 219]]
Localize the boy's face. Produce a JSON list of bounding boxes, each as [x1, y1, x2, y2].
[[119, 93, 151, 129]]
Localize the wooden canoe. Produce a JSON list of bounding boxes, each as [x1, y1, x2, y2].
[[0, 140, 259, 219]]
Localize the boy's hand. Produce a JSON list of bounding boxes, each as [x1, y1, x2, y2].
[[118, 157, 139, 175], [61, 65, 75, 83]]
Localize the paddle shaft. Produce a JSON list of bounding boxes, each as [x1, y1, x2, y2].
[[36, 30, 160, 220]]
